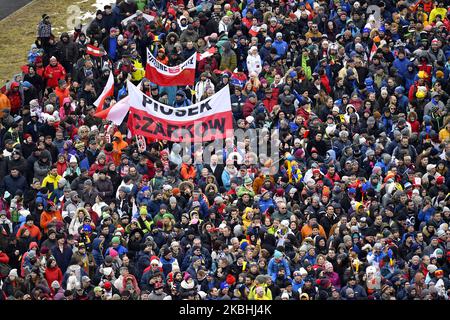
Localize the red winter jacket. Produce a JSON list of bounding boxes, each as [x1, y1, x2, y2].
[[262, 94, 278, 114], [45, 266, 63, 287], [243, 100, 256, 118], [320, 74, 331, 94], [0, 252, 10, 264], [44, 63, 66, 88], [57, 161, 68, 176], [7, 82, 22, 114]]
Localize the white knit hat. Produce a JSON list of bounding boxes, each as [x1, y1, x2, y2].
[[9, 269, 18, 278]]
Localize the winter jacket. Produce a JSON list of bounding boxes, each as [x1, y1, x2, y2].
[[44, 63, 66, 88], [51, 245, 73, 274], [16, 224, 42, 241], [267, 257, 291, 282], [247, 54, 262, 75], [44, 266, 63, 288], [112, 131, 128, 165], [231, 94, 245, 120], [94, 178, 114, 204], [0, 92, 11, 119], [243, 100, 256, 118], [40, 210, 63, 234], [220, 47, 237, 71], [34, 160, 51, 182], [0, 174, 27, 196], [340, 284, 367, 299], [272, 39, 288, 57], [180, 163, 196, 180], [42, 174, 62, 192], [393, 57, 410, 79], [56, 33, 78, 64]]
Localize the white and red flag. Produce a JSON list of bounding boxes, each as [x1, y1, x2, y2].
[[145, 48, 196, 86], [94, 71, 114, 112], [86, 44, 106, 57], [196, 47, 217, 61], [369, 43, 378, 62]]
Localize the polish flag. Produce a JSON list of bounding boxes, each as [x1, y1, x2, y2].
[[86, 44, 106, 57], [197, 47, 217, 61], [94, 71, 115, 112], [94, 79, 143, 125], [94, 96, 130, 125], [146, 48, 196, 86], [369, 43, 378, 62]]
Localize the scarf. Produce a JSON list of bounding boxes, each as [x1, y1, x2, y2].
[[301, 55, 312, 80]]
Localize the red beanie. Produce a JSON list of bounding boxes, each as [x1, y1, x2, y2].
[[226, 274, 236, 285], [436, 176, 444, 185], [103, 281, 112, 290]]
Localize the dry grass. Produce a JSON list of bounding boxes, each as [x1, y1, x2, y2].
[[0, 0, 97, 85]]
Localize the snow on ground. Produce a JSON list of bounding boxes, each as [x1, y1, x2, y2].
[[77, 0, 116, 25]]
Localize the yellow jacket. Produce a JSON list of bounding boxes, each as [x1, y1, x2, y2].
[[439, 127, 450, 142], [131, 59, 145, 82], [248, 284, 272, 300], [42, 174, 62, 191], [429, 8, 446, 22]]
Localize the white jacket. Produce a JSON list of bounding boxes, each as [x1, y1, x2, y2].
[[246, 54, 262, 76], [194, 79, 215, 103]]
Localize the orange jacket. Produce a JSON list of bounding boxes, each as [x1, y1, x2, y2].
[[55, 86, 70, 107], [0, 92, 11, 118], [301, 223, 327, 239], [112, 131, 128, 165], [16, 224, 42, 241], [180, 163, 196, 180], [252, 175, 275, 194], [40, 210, 63, 233]]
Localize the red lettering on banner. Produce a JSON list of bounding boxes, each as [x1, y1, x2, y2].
[[127, 108, 233, 143]]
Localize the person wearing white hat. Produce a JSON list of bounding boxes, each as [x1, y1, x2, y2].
[[273, 32, 288, 56], [247, 46, 262, 76]]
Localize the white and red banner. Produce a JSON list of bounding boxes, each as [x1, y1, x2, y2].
[[145, 48, 196, 86], [94, 96, 130, 125], [126, 81, 233, 142], [94, 71, 114, 112], [369, 43, 378, 62], [94, 80, 143, 124], [197, 47, 217, 61], [86, 44, 106, 57]]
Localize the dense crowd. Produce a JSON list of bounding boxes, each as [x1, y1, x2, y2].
[[0, 0, 450, 301]]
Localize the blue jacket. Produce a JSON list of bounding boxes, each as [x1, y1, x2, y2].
[[292, 279, 304, 293], [160, 256, 176, 277], [148, 199, 163, 217], [221, 170, 233, 191], [272, 39, 288, 57], [173, 90, 192, 107], [186, 198, 209, 219], [404, 63, 416, 89], [418, 206, 436, 223], [105, 245, 128, 257], [259, 45, 272, 63], [267, 257, 291, 281], [258, 198, 275, 213], [51, 245, 73, 274], [393, 57, 409, 78], [92, 238, 105, 267]]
